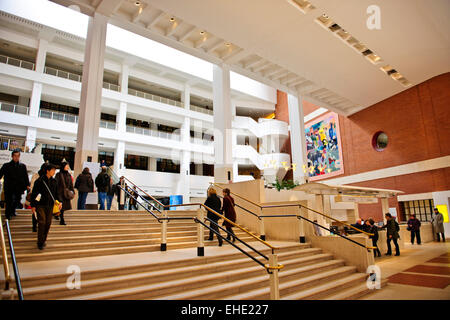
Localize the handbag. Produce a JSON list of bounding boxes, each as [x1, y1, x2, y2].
[[61, 173, 74, 200], [42, 179, 61, 216]]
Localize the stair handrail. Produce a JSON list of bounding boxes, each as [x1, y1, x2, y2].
[[0, 215, 24, 300], [210, 182, 374, 237]]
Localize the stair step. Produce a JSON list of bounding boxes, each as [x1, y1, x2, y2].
[[324, 278, 389, 300]]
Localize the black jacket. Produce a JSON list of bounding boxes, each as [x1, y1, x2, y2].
[[30, 175, 60, 208], [0, 160, 30, 194], [204, 194, 222, 221], [55, 170, 74, 211], [95, 172, 110, 193], [367, 225, 379, 241], [74, 173, 94, 193]]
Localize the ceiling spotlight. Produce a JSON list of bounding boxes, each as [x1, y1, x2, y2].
[[225, 43, 231, 47], [200, 31, 205, 35], [134, 1, 141, 6], [170, 17, 175, 22]]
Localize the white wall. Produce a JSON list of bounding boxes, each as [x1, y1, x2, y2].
[[432, 190, 450, 237]]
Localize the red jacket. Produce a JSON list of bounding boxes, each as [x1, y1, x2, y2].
[[222, 195, 236, 227]]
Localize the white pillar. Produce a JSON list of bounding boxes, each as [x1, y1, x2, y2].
[[116, 102, 127, 133], [381, 198, 389, 224], [114, 140, 125, 176], [74, 13, 108, 177], [119, 63, 129, 95], [29, 82, 42, 118], [195, 163, 203, 176], [213, 64, 233, 183], [288, 94, 308, 184], [182, 84, 191, 110], [149, 157, 157, 171], [35, 38, 48, 74], [25, 127, 37, 152], [18, 96, 29, 107]]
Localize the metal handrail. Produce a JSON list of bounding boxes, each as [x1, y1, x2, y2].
[[0, 54, 35, 70], [211, 182, 374, 237], [0, 215, 24, 300], [128, 88, 183, 108]]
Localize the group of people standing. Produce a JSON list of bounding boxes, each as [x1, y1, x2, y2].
[[204, 187, 237, 246]]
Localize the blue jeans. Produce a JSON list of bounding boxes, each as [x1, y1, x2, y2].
[[98, 192, 107, 210], [77, 192, 88, 210], [106, 194, 114, 210]]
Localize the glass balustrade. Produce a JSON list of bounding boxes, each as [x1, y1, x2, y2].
[[0, 54, 35, 70], [125, 125, 181, 141], [128, 88, 183, 108], [190, 105, 213, 115], [0, 102, 29, 115]]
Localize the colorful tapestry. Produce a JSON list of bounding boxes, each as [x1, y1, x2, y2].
[[304, 112, 344, 180]]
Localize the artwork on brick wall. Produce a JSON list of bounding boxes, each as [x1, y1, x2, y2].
[[305, 111, 344, 180]]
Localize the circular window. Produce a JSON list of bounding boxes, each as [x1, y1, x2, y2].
[[372, 131, 388, 151]]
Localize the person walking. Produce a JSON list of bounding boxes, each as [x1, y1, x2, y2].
[[128, 185, 139, 211], [26, 163, 47, 232], [204, 188, 223, 246], [0, 149, 30, 220], [29, 164, 62, 250], [381, 213, 400, 256], [115, 176, 126, 210], [106, 177, 115, 210], [95, 167, 110, 210], [74, 167, 94, 210], [432, 208, 445, 242], [221, 188, 236, 243], [55, 162, 74, 225], [367, 218, 381, 257], [407, 214, 422, 245]]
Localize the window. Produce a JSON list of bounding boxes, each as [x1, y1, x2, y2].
[[372, 131, 388, 151], [40, 101, 79, 115], [41, 144, 75, 169], [401, 199, 434, 222], [98, 151, 114, 167], [125, 154, 148, 170], [157, 158, 180, 173]]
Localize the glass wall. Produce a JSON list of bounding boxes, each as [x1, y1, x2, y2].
[[41, 144, 75, 169], [400, 199, 434, 222], [125, 154, 148, 170]]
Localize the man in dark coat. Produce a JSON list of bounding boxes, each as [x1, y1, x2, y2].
[[114, 176, 127, 210], [0, 150, 30, 219], [381, 213, 400, 256], [407, 214, 421, 245], [204, 188, 223, 246], [95, 167, 110, 210], [221, 188, 237, 242]]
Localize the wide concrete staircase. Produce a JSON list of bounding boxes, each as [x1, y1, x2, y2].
[[1, 209, 386, 300]]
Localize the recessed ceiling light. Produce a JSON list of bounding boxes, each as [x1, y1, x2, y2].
[[200, 31, 205, 35], [134, 1, 141, 6], [170, 17, 175, 22], [225, 43, 231, 47]]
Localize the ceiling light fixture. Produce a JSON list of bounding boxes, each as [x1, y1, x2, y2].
[[134, 1, 141, 6], [170, 17, 175, 22], [225, 43, 231, 47], [200, 31, 205, 35]]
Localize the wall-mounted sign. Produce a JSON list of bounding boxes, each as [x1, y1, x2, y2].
[[335, 195, 378, 204]]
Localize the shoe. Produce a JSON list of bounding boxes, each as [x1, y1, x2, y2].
[[395, 253, 400, 256], [207, 238, 213, 241], [60, 221, 66, 225], [232, 238, 236, 243], [385, 253, 391, 256], [37, 244, 44, 250], [218, 242, 223, 247], [54, 216, 59, 221], [32, 228, 37, 232]]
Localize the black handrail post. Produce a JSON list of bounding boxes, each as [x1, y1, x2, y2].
[[196, 208, 205, 256], [298, 205, 306, 244], [5, 220, 23, 300]]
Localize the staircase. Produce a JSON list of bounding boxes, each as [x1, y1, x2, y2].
[[1, 210, 386, 300]]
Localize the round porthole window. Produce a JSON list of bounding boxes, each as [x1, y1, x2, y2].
[[372, 131, 388, 151]]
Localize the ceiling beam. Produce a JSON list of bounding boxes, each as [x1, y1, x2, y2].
[[166, 20, 183, 37], [286, 77, 305, 87], [244, 57, 263, 69], [223, 48, 251, 64], [132, 4, 152, 23], [252, 61, 272, 73], [263, 66, 282, 78], [178, 25, 197, 42], [95, 0, 124, 16], [272, 70, 290, 81], [194, 35, 217, 49], [147, 10, 165, 29], [207, 39, 225, 53]]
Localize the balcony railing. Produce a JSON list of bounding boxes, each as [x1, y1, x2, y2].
[[0, 135, 26, 152], [44, 66, 120, 92], [126, 125, 181, 141], [100, 120, 117, 130], [190, 105, 213, 115], [0, 54, 35, 70], [0, 102, 29, 115], [128, 88, 183, 108], [39, 109, 79, 123], [190, 137, 214, 146]]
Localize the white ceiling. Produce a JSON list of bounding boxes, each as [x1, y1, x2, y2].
[[50, 0, 450, 115]]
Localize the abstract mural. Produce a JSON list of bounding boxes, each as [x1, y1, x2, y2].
[[305, 112, 344, 180]]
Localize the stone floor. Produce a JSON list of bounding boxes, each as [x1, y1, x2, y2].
[[361, 240, 450, 300]]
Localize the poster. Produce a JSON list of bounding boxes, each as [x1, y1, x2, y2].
[[305, 112, 344, 180]]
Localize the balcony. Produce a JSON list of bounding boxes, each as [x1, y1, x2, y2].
[[100, 120, 117, 130], [126, 125, 181, 141], [190, 137, 213, 146], [0, 54, 35, 71], [44, 66, 120, 92], [0, 135, 26, 152], [128, 88, 183, 108], [0, 102, 29, 115], [190, 105, 213, 115]]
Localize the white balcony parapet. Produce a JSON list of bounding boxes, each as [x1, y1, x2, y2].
[[100, 120, 118, 130], [125, 125, 181, 141], [233, 116, 289, 137], [0, 102, 29, 115], [0, 54, 35, 71], [128, 88, 183, 108], [190, 137, 214, 146], [190, 104, 213, 115], [39, 109, 79, 123]]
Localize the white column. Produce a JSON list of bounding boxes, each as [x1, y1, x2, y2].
[[28, 82, 42, 118], [74, 13, 108, 177], [177, 114, 191, 203], [119, 63, 129, 95], [288, 94, 308, 184], [149, 157, 157, 171], [195, 163, 203, 176], [213, 64, 233, 183], [116, 102, 127, 133], [114, 140, 125, 176], [25, 127, 37, 152], [35, 38, 48, 74], [381, 198, 389, 224], [181, 84, 191, 110]]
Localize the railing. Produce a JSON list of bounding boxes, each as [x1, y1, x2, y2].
[[125, 126, 181, 141], [108, 168, 283, 299], [102, 82, 120, 92], [0, 54, 35, 71], [128, 88, 183, 108], [0, 102, 29, 115], [0, 214, 24, 300], [190, 105, 213, 115], [190, 137, 213, 146], [100, 120, 117, 130], [211, 183, 376, 251], [0, 135, 26, 152], [39, 109, 79, 123]]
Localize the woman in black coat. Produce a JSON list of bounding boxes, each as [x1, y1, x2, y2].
[[74, 167, 94, 210], [55, 162, 74, 225], [204, 188, 222, 246]]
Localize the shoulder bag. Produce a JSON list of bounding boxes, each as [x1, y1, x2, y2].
[[42, 178, 61, 216], [61, 173, 75, 200]]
